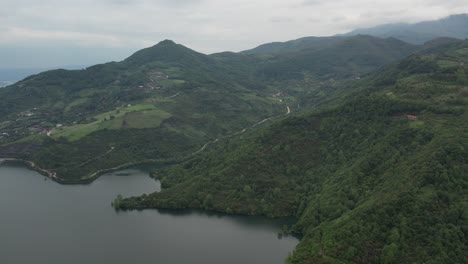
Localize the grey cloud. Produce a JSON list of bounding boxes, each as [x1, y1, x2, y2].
[[332, 16, 347, 22], [270, 16, 295, 23], [301, 0, 322, 6], [106, 0, 202, 6], [301, 0, 340, 6], [106, 0, 141, 5], [0, 0, 467, 69]]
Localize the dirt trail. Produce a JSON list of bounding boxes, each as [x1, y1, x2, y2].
[[165, 92, 181, 99], [192, 105, 291, 155], [5, 102, 292, 183], [0, 158, 58, 180], [76, 147, 115, 167]]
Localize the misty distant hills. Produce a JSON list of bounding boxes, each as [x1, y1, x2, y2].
[[242, 36, 343, 54], [1, 19, 468, 263], [244, 14, 468, 57], [247, 35, 418, 80], [0, 66, 88, 87], [0, 68, 47, 86], [343, 14, 468, 44]]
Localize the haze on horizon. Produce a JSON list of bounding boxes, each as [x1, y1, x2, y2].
[[1, 0, 467, 69]]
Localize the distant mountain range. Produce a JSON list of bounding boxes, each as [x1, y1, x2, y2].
[[243, 14, 468, 55], [121, 39, 468, 264], [0, 81, 13, 88], [0, 66, 88, 87], [0, 35, 425, 181], [342, 14, 468, 44], [0, 14, 467, 263]]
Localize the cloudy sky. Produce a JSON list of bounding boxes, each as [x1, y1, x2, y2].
[[1, 0, 467, 69]]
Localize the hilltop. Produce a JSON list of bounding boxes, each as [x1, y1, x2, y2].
[[0, 39, 284, 181], [0, 35, 424, 182], [343, 14, 468, 44], [120, 40, 468, 263], [0, 31, 467, 263]]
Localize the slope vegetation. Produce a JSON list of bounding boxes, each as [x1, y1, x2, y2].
[[344, 13, 468, 44], [120, 40, 468, 263], [0, 36, 421, 182]]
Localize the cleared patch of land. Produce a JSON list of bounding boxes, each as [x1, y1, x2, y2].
[[52, 104, 171, 141]]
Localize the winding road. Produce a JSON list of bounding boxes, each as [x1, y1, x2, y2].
[[3, 102, 292, 183], [191, 105, 291, 155], [165, 92, 181, 99], [76, 147, 115, 168], [0, 158, 58, 180]]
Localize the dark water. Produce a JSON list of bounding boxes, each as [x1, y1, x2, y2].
[[0, 164, 298, 264]]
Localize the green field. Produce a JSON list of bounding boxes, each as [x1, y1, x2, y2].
[[52, 104, 171, 140], [64, 97, 89, 112]]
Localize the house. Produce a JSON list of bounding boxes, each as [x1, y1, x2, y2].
[[407, 115, 418, 121]]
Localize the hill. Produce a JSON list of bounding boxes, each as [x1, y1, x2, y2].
[[119, 40, 468, 263], [343, 14, 468, 44], [0, 35, 428, 182], [242, 36, 343, 55], [252, 35, 418, 80], [0, 40, 285, 182]]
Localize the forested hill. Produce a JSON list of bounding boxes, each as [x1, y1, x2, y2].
[[0, 35, 426, 182], [0, 39, 285, 181], [0, 40, 257, 118], [251, 35, 418, 80], [119, 40, 468, 263], [343, 13, 468, 44]]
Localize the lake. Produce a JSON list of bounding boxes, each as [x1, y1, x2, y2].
[[0, 164, 298, 264]]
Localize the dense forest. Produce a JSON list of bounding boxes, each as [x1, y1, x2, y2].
[[0, 33, 466, 263], [0, 35, 417, 182], [118, 40, 468, 263]]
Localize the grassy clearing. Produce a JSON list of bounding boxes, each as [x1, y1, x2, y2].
[[409, 120, 425, 128], [437, 60, 459, 68], [123, 110, 172, 128], [65, 98, 89, 112], [79, 88, 100, 97], [0, 121, 10, 130], [52, 103, 169, 141], [159, 79, 186, 86], [451, 48, 468, 57], [52, 121, 101, 141], [385, 92, 397, 99]]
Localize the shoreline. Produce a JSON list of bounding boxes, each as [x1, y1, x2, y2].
[[0, 105, 293, 185], [0, 158, 62, 181], [0, 158, 83, 184], [0, 157, 174, 185]]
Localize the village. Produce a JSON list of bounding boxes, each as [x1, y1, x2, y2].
[[0, 107, 58, 143]]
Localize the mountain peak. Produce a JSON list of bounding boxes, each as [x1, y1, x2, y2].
[[343, 13, 468, 44], [124, 39, 210, 67], [446, 13, 468, 19], [155, 39, 177, 46]]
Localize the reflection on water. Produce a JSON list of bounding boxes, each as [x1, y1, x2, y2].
[[0, 164, 298, 264]]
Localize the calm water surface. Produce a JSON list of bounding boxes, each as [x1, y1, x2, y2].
[[0, 164, 298, 264]]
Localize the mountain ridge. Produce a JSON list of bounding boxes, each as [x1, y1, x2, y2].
[[119, 39, 468, 263], [0, 26, 467, 264], [343, 13, 468, 44]]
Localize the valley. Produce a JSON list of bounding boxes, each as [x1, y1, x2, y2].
[[0, 165, 298, 264], [0, 15, 467, 263]]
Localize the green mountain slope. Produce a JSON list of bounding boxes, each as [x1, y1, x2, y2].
[[242, 36, 342, 55], [344, 14, 468, 44], [254, 35, 418, 80], [0, 40, 285, 181], [0, 35, 426, 182], [119, 40, 468, 263]]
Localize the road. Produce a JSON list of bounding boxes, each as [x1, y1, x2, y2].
[[192, 105, 291, 155]]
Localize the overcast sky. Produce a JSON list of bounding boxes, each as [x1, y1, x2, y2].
[[1, 0, 467, 69]]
